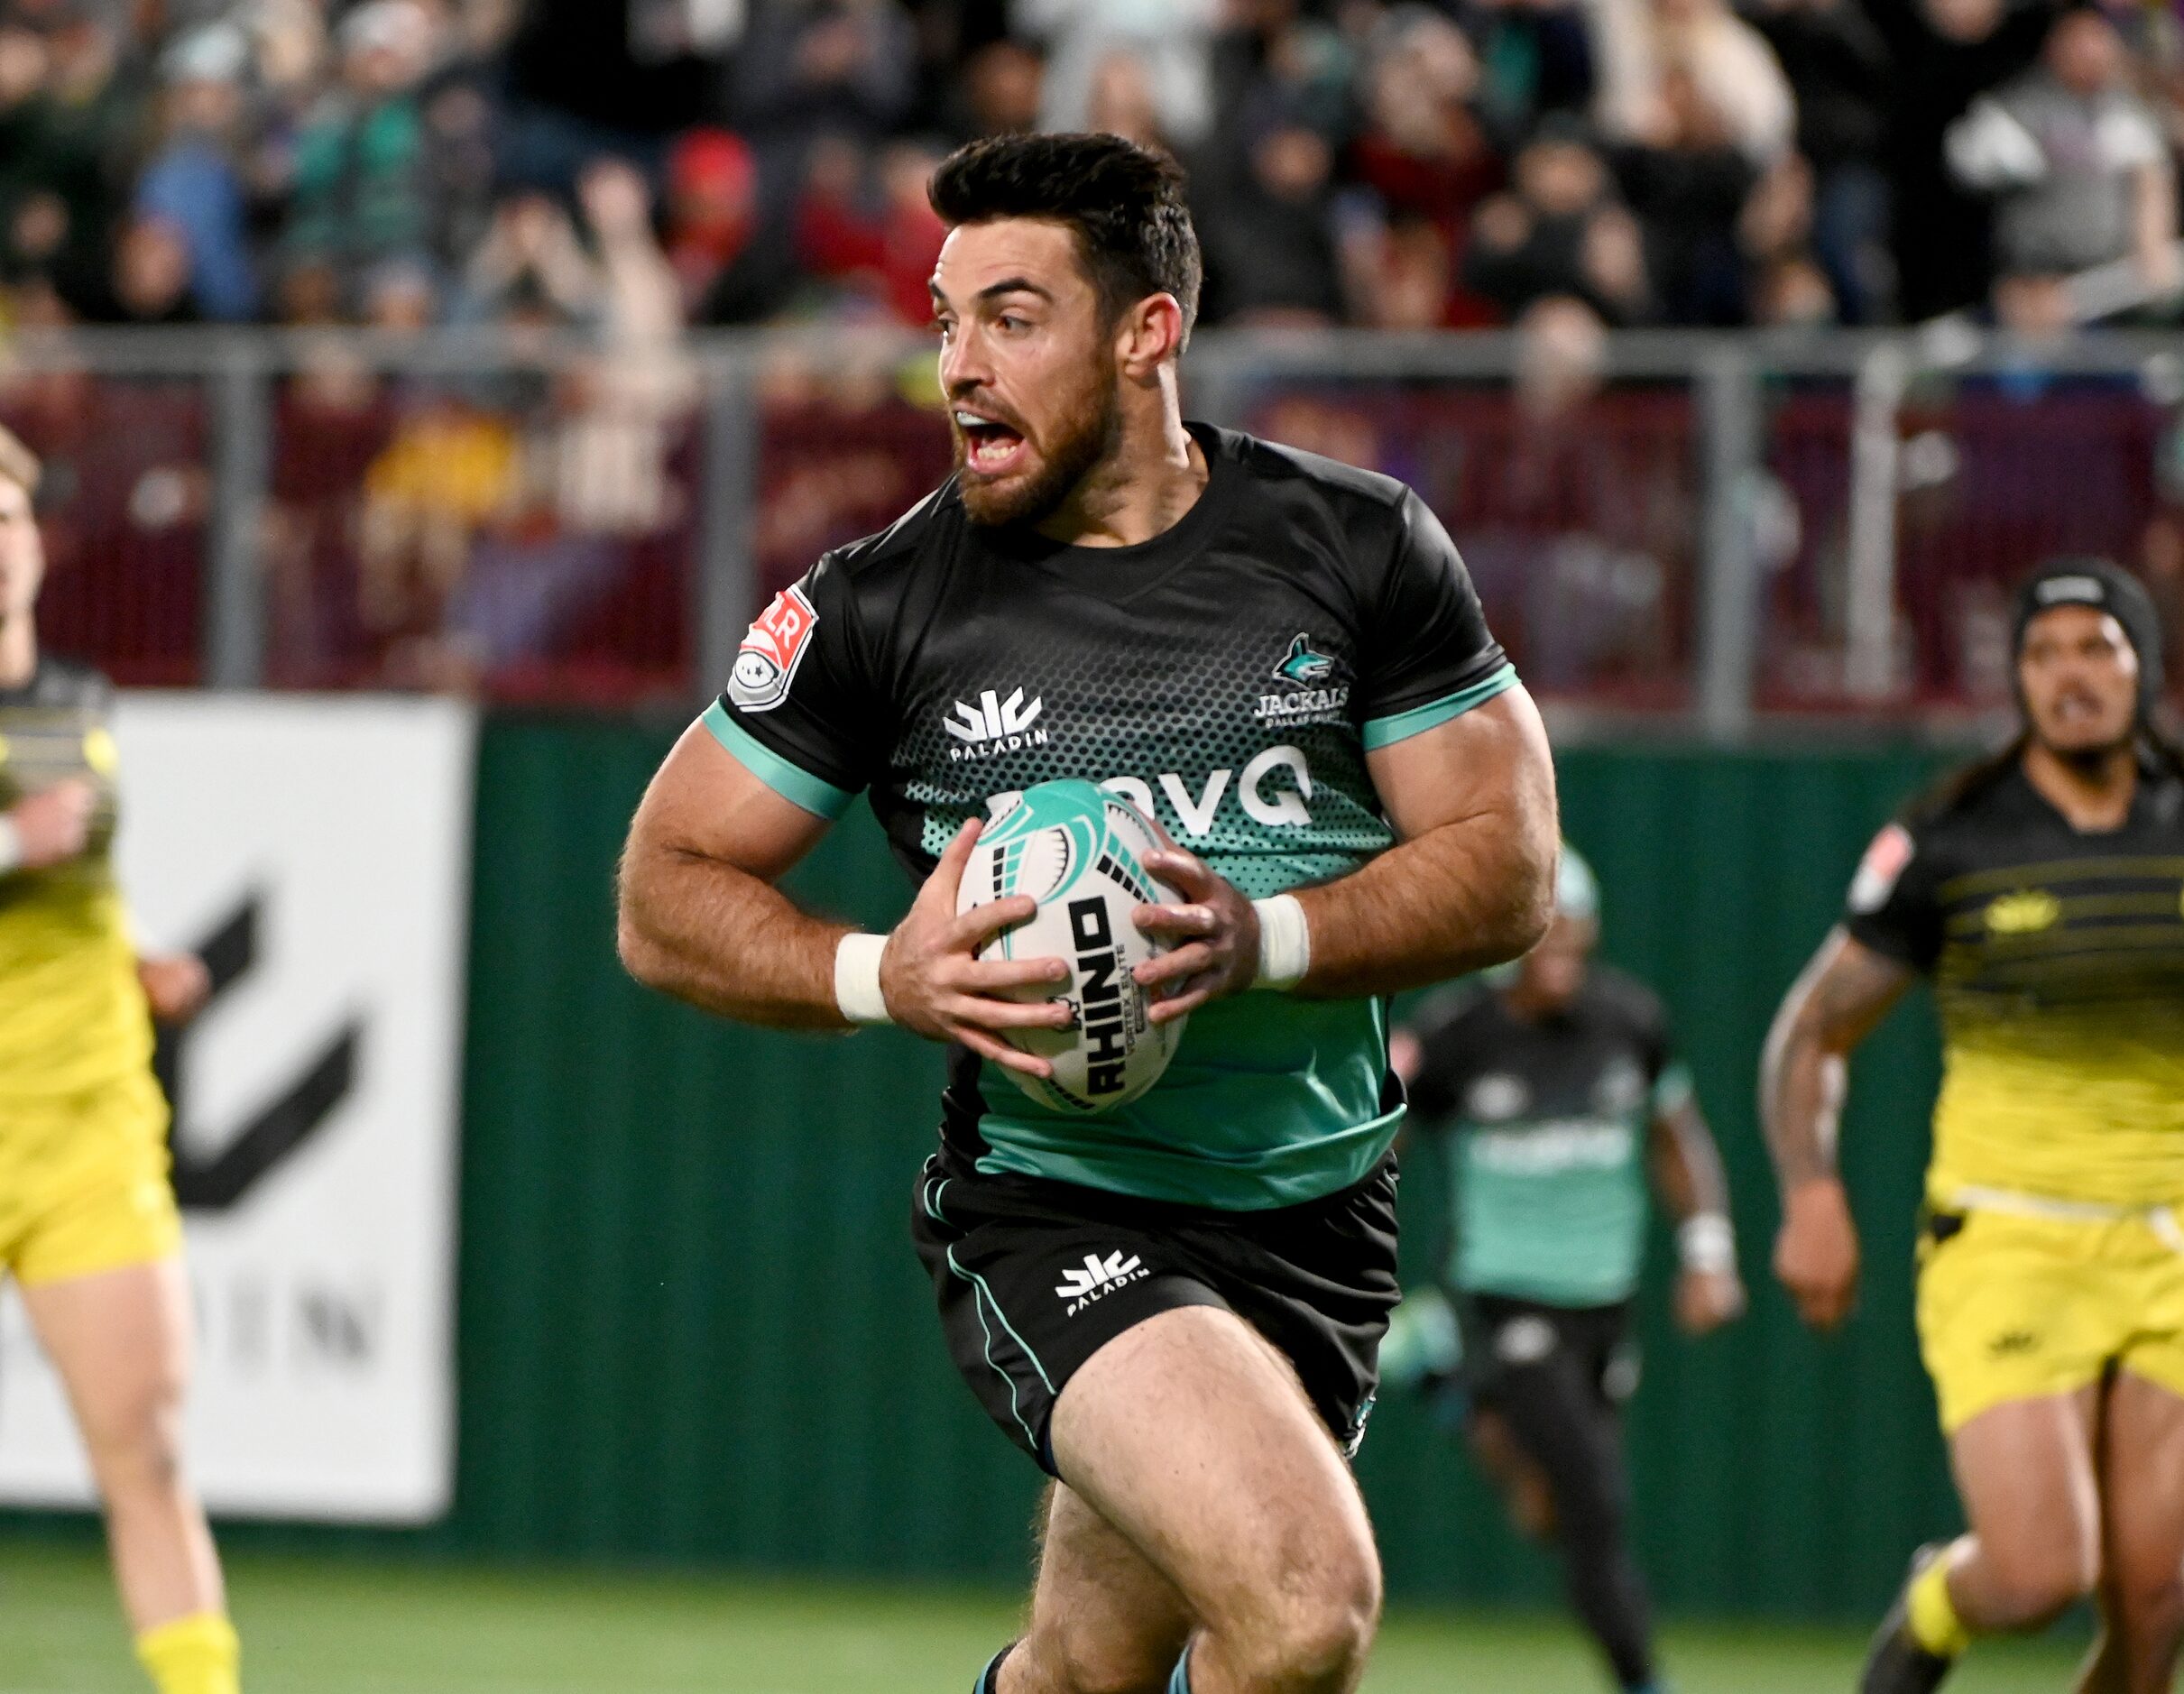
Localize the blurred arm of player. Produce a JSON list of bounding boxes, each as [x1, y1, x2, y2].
[[1134, 687, 1559, 1017], [1648, 1095, 1746, 1335], [3, 775, 96, 871], [1760, 928, 1913, 1330], [137, 954, 209, 1024], [615, 725, 1070, 1077]]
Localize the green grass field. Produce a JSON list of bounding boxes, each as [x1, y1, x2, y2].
[[0, 1543, 2087, 1693]]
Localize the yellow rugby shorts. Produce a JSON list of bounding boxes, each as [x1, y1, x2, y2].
[[0, 1071, 181, 1287], [1917, 1201, 2184, 1432]]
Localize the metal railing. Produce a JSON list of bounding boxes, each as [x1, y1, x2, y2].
[[5, 324, 2179, 734]]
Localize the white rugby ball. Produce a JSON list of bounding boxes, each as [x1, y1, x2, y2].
[[957, 778, 1187, 1115]]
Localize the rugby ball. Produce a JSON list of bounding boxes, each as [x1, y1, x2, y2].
[[957, 778, 1187, 1115]]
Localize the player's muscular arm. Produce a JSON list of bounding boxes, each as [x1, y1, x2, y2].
[[1761, 929, 1913, 1330], [1307, 686, 1559, 995], [617, 723, 851, 1028], [1133, 689, 1555, 1014], [618, 725, 1071, 1068]]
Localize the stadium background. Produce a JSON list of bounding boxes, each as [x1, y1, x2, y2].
[[6, 0, 2184, 1684]]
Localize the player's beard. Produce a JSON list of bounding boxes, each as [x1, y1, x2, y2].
[[954, 361, 1122, 531]]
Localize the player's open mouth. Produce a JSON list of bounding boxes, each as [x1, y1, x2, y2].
[[954, 410, 1028, 477]]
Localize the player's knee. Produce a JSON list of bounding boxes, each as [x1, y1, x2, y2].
[[1986, 1538, 2099, 1628], [2105, 1558, 2184, 1646], [1225, 1539, 1381, 1689], [78, 1380, 187, 1498]]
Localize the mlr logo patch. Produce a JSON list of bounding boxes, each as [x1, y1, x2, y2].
[[730, 585, 819, 713]]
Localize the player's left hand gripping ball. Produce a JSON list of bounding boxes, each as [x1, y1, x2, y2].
[[1130, 843, 1263, 1023]]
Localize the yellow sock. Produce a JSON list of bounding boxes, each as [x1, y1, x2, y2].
[[1906, 1549, 1971, 1659], [134, 1612, 240, 1694]]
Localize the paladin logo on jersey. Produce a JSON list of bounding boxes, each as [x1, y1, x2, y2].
[[945, 687, 1047, 761], [1055, 1250, 1151, 1316], [1255, 634, 1350, 726]]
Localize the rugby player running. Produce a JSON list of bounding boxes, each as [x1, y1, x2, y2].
[[1387, 846, 1743, 1694], [0, 425, 236, 1694], [618, 133, 1556, 1694], [1764, 560, 2184, 1694]]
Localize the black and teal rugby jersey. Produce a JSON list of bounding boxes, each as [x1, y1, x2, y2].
[[707, 422, 1516, 1211], [1403, 971, 1691, 1307]]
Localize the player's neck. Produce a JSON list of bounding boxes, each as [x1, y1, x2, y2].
[[2021, 736, 2138, 833], [0, 613, 34, 689], [1035, 410, 1206, 550]]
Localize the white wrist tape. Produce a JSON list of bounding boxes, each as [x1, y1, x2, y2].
[[1250, 894, 1311, 991], [0, 817, 19, 876], [1678, 1213, 1737, 1275], [833, 933, 892, 1026]]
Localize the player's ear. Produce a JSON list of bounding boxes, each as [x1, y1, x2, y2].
[[1115, 293, 1184, 383]]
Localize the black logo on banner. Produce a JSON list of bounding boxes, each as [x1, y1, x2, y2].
[[155, 893, 362, 1210]]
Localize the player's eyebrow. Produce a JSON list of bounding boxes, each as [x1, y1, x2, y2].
[[928, 276, 1054, 311]]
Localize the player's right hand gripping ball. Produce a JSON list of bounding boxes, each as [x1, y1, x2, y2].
[[957, 778, 1187, 1114]]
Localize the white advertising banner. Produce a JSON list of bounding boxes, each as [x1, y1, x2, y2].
[[0, 694, 474, 1523]]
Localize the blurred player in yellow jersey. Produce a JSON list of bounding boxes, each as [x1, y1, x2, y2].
[[0, 424, 239, 1694], [1765, 558, 2184, 1694]]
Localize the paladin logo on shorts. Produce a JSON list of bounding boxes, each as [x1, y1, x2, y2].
[[945, 687, 1046, 761], [1055, 1250, 1151, 1315]]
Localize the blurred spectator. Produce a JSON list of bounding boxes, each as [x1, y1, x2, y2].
[[1870, 0, 2057, 320], [1348, 9, 1505, 322], [1948, 9, 2179, 308], [943, 39, 1046, 141], [728, 1, 918, 159], [664, 128, 754, 313], [1354, 214, 1461, 327], [1198, 112, 1347, 324], [1451, 0, 1596, 133], [103, 215, 201, 326], [1212, 5, 1356, 143], [136, 26, 258, 322], [1610, 66, 1758, 323], [282, 1, 440, 307], [1748, 0, 1896, 321], [0, 0, 2172, 340], [1594, 0, 1796, 166], [456, 192, 598, 326], [1081, 48, 1177, 152], [1463, 122, 1652, 322], [1024, 0, 1222, 147], [793, 135, 949, 325]]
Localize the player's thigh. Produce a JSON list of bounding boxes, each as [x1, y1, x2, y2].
[[2096, 1372, 2184, 1609], [1027, 1482, 1193, 1686], [1048, 1303, 1380, 1639], [1949, 1384, 2103, 1604], [21, 1256, 194, 1470]]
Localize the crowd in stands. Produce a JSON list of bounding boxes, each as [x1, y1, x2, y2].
[[0, 0, 2179, 343]]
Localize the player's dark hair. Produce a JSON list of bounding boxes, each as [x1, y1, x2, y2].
[[928, 133, 1203, 346]]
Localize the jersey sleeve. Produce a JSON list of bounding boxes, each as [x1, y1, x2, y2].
[[1840, 816, 1945, 972], [703, 556, 880, 820], [1356, 491, 1516, 750]]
